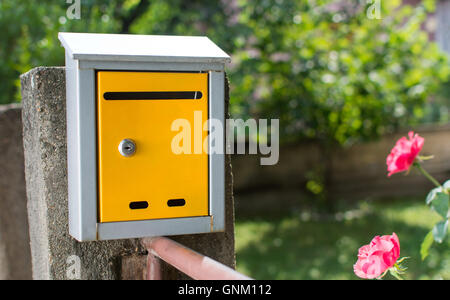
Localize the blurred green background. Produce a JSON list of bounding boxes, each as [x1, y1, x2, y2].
[[1, 0, 449, 145], [1, 0, 449, 279]]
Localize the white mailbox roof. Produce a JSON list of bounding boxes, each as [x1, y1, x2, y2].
[[58, 32, 231, 64]]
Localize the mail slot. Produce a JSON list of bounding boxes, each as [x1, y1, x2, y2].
[[59, 32, 230, 241], [97, 71, 209, 223]]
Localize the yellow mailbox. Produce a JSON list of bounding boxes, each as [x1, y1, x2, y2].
[[97, 71, 209, 223], [59, 33, 230, 241]]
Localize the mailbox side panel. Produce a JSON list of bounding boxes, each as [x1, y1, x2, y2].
[[209, 71, 226, 232], [65, 53, 82, 240], [66, 55, 98, 241]]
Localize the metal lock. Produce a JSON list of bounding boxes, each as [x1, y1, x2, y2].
[[118, 139, 136, 157]]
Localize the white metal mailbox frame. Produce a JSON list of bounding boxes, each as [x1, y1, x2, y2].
[[59, 33, 231, 241]]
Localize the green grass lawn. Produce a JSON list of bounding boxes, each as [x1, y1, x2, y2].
[[235, 198, 450, 280]]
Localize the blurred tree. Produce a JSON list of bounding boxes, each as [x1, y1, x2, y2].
[[0, 0, 448, 141], [226, 0, 450, 210], [1, 0, 448, 211], [230, 0, 449, 146], [0, 0, 119, 103], [0, 0, 241, 103]]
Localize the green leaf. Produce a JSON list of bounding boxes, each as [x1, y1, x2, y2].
[[420, 231, 434, 260], [432, 220, 449, 243], [426, 187, 442, 205], [431, 192, 449, 219], [443, 180, 450, 190]]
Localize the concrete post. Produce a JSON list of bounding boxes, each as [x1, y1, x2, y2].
[[20, 67, 236, 280], [0, 103, 32, 280]]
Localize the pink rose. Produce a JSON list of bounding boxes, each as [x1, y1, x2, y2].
[[353, 233, 400, 279], [387, 131, 424, 177]]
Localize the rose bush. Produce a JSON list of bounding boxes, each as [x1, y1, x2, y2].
[[355, 131, 449, 279], [386, 131, 449, 260]]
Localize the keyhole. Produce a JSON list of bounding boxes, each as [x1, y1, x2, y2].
[[118, 139, 136, 157]]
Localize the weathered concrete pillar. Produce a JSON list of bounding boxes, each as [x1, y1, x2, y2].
[[20, 67, 236, 280], [0, 103, 32, 280]]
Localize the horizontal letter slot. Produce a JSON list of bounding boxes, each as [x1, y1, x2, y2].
[[129, 201, 149, 210], [104, 91, 203, 100], [167, 199, 186, 207]]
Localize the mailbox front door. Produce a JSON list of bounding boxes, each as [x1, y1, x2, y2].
[[97, 71, 209, 223]]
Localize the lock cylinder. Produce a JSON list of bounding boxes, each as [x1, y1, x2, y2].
[[118, 139, 136, 157]]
